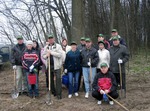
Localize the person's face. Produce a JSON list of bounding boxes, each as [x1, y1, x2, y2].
[[80, 40, 86, 45], [27, 44, 33, 50], [86, 41, 92, 48], [17, 39, 23, 44], [62, 40, 67, 46], [98, 37, 104, 42], [100, 67, 108, 74], [111, 32, 118, 37], [33, 42, 37, 48], [71, 44, 77, 51], [113, 39, 120, 46], [48, 38, 55, 45], [99, 43, 104, 49]]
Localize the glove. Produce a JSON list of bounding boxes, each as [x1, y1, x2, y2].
[[29, 65, 34, 72], [118, 58, 123, 64], [64, 69, 67, 74], [13, 65, 16, 69], [87, 62, 91, 66], [100, 90, 105, 94]]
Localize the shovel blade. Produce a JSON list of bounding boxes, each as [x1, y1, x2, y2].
[[45, 91, 52, 105], [11, 89, 19, 99]]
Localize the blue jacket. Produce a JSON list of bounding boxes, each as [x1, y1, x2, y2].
[[64, 50, 81, 72]]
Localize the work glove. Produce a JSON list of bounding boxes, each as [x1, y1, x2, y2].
[[118, 58, 123, 64], [29, 65, 34, 72], [87, 62, 91, 66], [13, 65, 16, 70], [64, 69, 67, 74], [100, 89, 105, 94]]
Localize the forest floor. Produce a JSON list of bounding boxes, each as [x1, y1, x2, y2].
[[0, 54, 150, 111]]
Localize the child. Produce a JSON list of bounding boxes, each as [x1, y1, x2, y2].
[[92, 63, 118, 105]]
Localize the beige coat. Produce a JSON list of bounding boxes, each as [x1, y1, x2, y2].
[[42, 43, 66, 70]]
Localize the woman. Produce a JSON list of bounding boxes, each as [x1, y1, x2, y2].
[[97, 41, 110, 72], [22, 40, 40, 98], [64, 41, 81, 98]]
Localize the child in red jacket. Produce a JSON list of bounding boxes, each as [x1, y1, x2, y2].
[[92, 63, 118, 105]]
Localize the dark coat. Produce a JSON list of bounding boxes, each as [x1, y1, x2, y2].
[[92, 70, 117, 92], [81, 47, 99, 67], [64, 50, 81, 72], [11, 43, 26, 65], [77, 44, 86, 52], [109, 44, 129, 73]]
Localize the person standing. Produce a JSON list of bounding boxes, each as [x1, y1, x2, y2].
[[22, 40, 40, 98], [61, 38, 71, 53], [11, 35, 27, 95], [77, 37, 86, 52], [97, 41, 110, 72], [109, 36, 129, 97], [109, 29, 126, 47], [95, 34, 110, 50], [92, 63, 118, 105], [42, 34, 64, 99], [64, 41, 81, 98], [81, 38, 99, 98]]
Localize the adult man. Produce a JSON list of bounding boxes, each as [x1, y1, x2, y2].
[[11, 35, 27, 95], [95, 34, 110, 50], [81, 38, 99, 98], [109, 29, 126, 46], [77, 37, 86, 52], [92, 63, 118, 105], [109, 36, 129, 97], [42, 34, 65, 99]]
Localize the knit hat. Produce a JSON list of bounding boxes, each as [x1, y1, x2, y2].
[[26, 40, 33, 45], [98, 40, 105, 45]]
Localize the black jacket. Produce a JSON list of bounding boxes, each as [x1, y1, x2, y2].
[[109, 44, 129, 73], [81, 47, 99, 67], [92, 70, 117, 92], [11, 43, 26, 65]]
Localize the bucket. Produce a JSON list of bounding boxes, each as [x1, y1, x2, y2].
[[28, 74, 36, 85], [62, 74, 69, 87]]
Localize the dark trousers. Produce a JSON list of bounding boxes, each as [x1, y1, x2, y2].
[[46, 68, 62, 99], [113, 73, 126, 91], [92, 90, 118, 101]]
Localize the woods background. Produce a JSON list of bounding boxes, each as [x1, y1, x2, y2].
[[0, 0, 149, 56]]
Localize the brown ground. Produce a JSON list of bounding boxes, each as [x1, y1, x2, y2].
[[0, 56, 150, 111]]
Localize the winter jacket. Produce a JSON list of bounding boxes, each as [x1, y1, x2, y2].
[[11, 43, 26, 65], [64, 50, 81, 72], [42, 43, 65, 70], [92, 70, 117, 92], [97, 49, 110, 68], [77, 44, 86, 52], [109, 44, 129, 73], [81, 47, 99, 67], [22, 48, 40, 70], [95, 40, 110, 50], [109, 35, 126, 47]]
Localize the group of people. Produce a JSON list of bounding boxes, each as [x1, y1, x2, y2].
[[11, 29, 129, 106]]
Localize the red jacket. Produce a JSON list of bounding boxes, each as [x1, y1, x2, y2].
[[98, 78, 112, 92]]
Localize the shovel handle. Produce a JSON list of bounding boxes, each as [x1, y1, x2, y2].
[[48, 56, 51, 91], [119, 63, 122, 90]]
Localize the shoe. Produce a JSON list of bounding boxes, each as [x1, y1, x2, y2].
[[109, 101, 114, 105], [74, 92, 79, 97], [97, 101, 102, 105], [85, 92, 89, 98], [68, 94, 72, 98]]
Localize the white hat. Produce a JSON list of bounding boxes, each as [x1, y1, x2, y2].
[[26, 40, 33, 45]]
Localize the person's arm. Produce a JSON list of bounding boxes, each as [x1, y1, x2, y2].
[[110, 72, 117, 92], [122, 47, 129, 63], [92, 73, 100, 91], [11, 47, 16, 65], [91, 51, 99, 66]]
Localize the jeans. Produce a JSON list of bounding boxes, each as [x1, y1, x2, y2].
[[25, 69, 39, 96], [82, 67, 96, 93], [16, 66, 27, 92], [68, 71, 80, 94]]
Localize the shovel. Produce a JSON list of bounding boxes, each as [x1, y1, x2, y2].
[[119, 63, 123, 98], [11, 69, 19, 99], [45, 56, 52, 105]]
